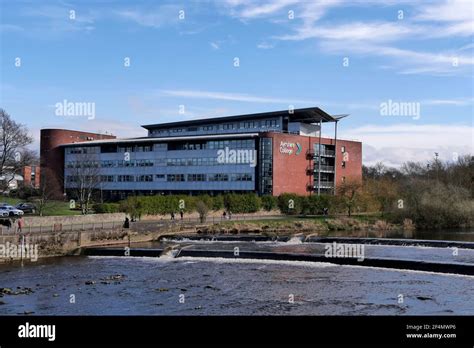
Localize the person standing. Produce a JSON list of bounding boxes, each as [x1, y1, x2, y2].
[[123, 217, 130, 229], [17, 217, 24, 233]]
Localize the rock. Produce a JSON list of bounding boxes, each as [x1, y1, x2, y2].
[[0, 300, 6, 305], [157, 288, 169, 292], [22, 311, 34, 315], [416, 296, 433, 301], [85, 281, 96, 285], [53, 294, 59, 297], [101, 274, 126, 281]]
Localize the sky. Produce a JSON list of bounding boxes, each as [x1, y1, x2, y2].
[[0, 0, 473, 167]]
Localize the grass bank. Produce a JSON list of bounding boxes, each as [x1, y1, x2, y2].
[[199, 215, 411, 236]]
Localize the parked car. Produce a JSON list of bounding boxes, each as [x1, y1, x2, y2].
[[0, 210, 9, 218], [15, 203, 36, 214], [0, 205, 24, 217]]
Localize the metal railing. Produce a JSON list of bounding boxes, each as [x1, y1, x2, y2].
[[313, 165, 335, 172], [314, 150, 336, 157]]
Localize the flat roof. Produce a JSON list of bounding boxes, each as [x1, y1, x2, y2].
[[60, 133, 260, 147], [141, 107, 343, 130]]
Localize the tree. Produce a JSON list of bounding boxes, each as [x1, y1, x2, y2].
[[195, 200, 209, 223], [365, 177, 398, 216], [336, 180, 362, 217], [0, 109, 34, 193], [67, 151, 101, 214], [33, 168, 62, 216]]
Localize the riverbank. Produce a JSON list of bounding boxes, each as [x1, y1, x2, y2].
[[197, 216, 414, 236]]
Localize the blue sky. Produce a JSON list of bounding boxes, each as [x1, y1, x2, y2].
[[1, 0, 473, 166]]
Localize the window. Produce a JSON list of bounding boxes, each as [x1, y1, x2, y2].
[[187, 174, 206, 182], [341, 161, 346, 168], [341, 146, 346, 153], [101, 175, 115, 182], [137, 175, 153, 182], [155, 174, 165, 180], [342, 176, 346, 183], [208, 174, 229, 181], [118, 175, 134, 182], [167, 174, 185, 182]]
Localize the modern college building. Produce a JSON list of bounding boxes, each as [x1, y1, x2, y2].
[[40, 107, 362, 200]]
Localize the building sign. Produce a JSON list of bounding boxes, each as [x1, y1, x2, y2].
[[279, 141, 302, 155]]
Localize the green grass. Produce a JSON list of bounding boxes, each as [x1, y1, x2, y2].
[[0, 197, 21, 206], [41, 203, 82, 216], [0, 197, 81, 216]]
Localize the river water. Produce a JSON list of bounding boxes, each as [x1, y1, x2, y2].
[[1, 237, 473, 315]]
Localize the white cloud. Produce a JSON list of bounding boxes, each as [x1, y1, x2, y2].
[[221, 0, 473, 76], [257, 42, 274, 49], [342, 123, 474, 166], [157, 89, 317, 104], [210, 41, 220, 50], [415, 0, 474, 22], [319, 40, 474, 75], [277, 21, 421, 42], [115, 5, 181, 28]]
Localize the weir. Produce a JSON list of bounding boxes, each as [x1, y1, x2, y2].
[[82, 246, 474, 276]]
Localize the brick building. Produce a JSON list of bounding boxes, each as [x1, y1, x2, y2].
[[40, 107, 362, 199]]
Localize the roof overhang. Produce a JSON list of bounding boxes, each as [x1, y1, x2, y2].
[[141, 107, 342, 130]]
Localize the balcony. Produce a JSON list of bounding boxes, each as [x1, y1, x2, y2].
[[314, 181, 334, 188], [314, 165, 335, 173], [314, 150, 336, 158]]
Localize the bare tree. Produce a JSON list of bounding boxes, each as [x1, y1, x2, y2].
[[33, 168, 62, 216], [67, 150, 101, 214], [337, 180, 362, 217], [195, 200, 209, 223], [0, 109, 34, 193]]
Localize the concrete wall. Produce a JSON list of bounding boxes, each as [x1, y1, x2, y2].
[[21, 213, 126, 227]]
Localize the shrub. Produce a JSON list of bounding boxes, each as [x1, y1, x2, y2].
[[301, 194, 330, 215], [195, 200, 209, 223], [388, 179, 474, 229], [93, 203, 120, 214], [223, 193, 261, 213], [261, 195, 278, 211], [211, 195, 224, 211], [277, 193, 303, 215]]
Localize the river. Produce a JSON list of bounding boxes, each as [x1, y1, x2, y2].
[[1, 235, 473, 315]]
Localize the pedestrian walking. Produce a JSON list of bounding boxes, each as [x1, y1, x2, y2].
[[17, 217, 24, 233]]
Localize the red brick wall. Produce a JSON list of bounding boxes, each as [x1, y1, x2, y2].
[[40, 129, 115, 196], [21, 166, 41, 188], [265, 133, 362, 196]]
